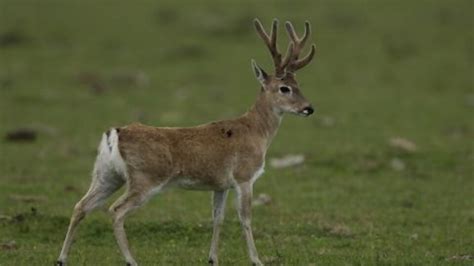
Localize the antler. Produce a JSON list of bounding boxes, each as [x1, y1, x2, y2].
[[254, 18, 292, 77], [284, 21, 316, 73], [254, 18, 316, 76]]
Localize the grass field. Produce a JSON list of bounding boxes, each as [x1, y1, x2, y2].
[[0, 0, 473, 265]]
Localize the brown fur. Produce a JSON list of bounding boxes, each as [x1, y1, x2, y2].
[[117, 91, 280, 189], [57, 18, 316, 266]]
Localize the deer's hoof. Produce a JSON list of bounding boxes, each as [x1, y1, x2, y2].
[[125, 260, 139, 266], [56, 260, 64, 266], [209, 257, 219, 265]]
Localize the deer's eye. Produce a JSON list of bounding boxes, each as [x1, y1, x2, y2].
[[279, 86, 291, 94]]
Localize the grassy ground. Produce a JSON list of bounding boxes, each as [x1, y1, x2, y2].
[[0, 0, 473, 265]]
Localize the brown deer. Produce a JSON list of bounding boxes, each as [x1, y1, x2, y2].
[[57, 18, 316, 266]]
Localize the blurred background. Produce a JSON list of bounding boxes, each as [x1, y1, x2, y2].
[[0, 0, 472, 264]]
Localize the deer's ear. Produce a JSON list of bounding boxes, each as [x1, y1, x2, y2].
[[251, 59, 268, 86]]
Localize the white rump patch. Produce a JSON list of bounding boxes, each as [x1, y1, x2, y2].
[[95, 129, 128, 180], [108, 129, 128, 177]]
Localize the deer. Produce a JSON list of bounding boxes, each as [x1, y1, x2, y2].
[[57, 18, 316, 266]]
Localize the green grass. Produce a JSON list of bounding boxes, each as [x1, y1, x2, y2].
[[0, 0, 473, 265]]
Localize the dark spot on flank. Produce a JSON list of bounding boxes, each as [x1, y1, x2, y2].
[[115, 127, 121, 134], [243, 121, 252, 129], [105, 129, 111, 138], [220, 128, 233, 138]]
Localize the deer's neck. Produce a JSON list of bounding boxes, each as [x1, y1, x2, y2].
[[246, 91, 282, 147]]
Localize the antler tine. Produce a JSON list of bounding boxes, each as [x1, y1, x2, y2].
[[270, 19, 278, 50], [284, 20, 316, 73], [254, 19, 275, 55], [300, 21, 311, 47], [284, 22, 297, 42], [281, 42, 294, 70], [254, 18, 287, 76], [254, 19, 270, 48], [292, 44, 316, 71]]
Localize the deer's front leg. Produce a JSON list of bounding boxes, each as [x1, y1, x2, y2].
[[208, 190, 228, 265], [236, 182, 263, 266]]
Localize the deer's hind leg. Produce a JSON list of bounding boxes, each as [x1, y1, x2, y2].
[[57, 129, 127, 265], [109, 172, 166, 266], [57, 158, 124, 264]]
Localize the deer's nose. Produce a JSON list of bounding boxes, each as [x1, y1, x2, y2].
[[302, 106, 314, 116]]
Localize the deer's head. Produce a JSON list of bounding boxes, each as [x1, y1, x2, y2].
[[252, 19, 316, 117]]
